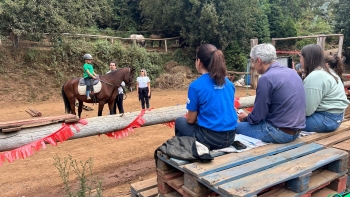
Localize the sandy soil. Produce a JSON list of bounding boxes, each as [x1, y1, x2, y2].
[[0, 87, 255, 197]]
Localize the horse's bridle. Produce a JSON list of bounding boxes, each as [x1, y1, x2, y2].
[[99, 67, 134, 90]]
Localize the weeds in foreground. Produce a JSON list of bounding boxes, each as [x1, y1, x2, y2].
[[53, 155, 103, 197]]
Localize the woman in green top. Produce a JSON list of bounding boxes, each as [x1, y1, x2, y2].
[[83, 54, 97, 100], [300, 44, 349, 132]]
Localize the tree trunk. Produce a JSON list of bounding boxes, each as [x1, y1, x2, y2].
[[10, 32, 19, 47], [0, 96, 255, 152]]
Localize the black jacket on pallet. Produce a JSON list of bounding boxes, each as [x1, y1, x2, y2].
[[154, 136, 214, 166]]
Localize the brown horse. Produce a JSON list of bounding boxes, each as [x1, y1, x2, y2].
[[62, 67, 136, 117]]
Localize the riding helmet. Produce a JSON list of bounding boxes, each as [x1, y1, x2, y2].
[[83, 54, 93, 60]]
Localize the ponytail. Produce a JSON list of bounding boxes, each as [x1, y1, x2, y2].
[[197, 44, 227, 86], [208, 50, 226, 86]]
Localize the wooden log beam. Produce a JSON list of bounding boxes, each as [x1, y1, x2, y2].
[[272, 34, 343, 41], [0, 96, 255, 152]]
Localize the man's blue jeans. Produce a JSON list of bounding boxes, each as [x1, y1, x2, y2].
[[175, 117, 236, 150], [304, 111, 343, 133], [235, 119, 299, 143]]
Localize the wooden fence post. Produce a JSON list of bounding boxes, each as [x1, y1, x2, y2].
[[338, 35, 344, 58], [164, 39, 167, 52], [317, 36, 326, 51], [271, 39, 276, 46], [250, 39, 259, 90], [0, 36, 2, 45]]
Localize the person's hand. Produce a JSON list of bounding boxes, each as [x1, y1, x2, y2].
[[148, 92, 150, 96], [92, 76, 96, 79], [238, 111, 248, 122]]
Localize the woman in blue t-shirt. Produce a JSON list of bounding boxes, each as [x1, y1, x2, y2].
[[174, 44, 238, 150]]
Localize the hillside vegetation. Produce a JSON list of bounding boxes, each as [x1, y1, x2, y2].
[[0, 39, 194, 102]]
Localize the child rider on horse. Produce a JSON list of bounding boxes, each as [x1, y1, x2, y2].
[[83, 54, 98, 100]]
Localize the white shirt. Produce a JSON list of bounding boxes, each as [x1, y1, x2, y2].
[[137, 76, 150, 88]]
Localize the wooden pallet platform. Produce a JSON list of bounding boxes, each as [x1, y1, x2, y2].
[[132, 121, 350, 197], [156, 123, 350, 197]]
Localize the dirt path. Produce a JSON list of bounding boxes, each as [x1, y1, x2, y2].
[[0, 87, 255, 197]]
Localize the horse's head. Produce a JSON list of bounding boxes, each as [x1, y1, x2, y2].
[[122, 67, 136, 91]]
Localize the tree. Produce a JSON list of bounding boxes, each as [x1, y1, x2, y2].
[[0, 0, 112, 47], [267, 3, 285, 38], [334, 0, 350, 58]]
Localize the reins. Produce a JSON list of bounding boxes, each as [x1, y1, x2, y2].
[[99, 79, 115, 86]]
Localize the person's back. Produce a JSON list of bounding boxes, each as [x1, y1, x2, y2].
[[301, 44, 349, 132], [304, 69, 348, 116], [258, 62, 305, 129], [175, 43, 238, 150], [236, 43, 305, 144], [188, 74, 237, 132]]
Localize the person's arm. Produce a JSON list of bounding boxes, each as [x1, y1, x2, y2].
[[86, 70, 96, 79], [136, 80, 139, 94], [186, 110, 198, 124], [246, 77, 272, 124], [186, 85, 198, 124], [147, 82, 151, 96]]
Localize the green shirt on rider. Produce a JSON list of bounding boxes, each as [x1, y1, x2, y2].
[[83, 63, 95, 78]]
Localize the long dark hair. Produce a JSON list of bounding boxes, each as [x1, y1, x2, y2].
[[301, 44, 339, 83], [325, 54, 343, 79], [196, 44, 227, 86]]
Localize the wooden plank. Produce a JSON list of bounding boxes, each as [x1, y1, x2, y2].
[[0, 114, 78, 129], [218, 148, 348, 197], [297, 121, 350, 143], [201, 143, 324, 187], [312, 188, 338, 197], [2, 127, 21, 133], [333, 139, 350, 152], [167, 176, 184, 190], [139, 187, 158, 197], [315, 130, 350, 147], [130, 177, 157, 195], [183, 141, 304, 177], [159, 191, 183, 197]]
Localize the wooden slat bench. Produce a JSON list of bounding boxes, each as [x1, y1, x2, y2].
[[133, 121, 350, 196], [157, 143, 348, 197]]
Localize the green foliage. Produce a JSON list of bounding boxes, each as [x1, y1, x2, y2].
[[334, 0, 350, 58], [53, 155, 103, 197], [267, 4, 285, 38], [224, 42, 248, 72]]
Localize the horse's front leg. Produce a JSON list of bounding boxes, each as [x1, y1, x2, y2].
[[98, 102, 106, 116], [78, 100, 83, 118]]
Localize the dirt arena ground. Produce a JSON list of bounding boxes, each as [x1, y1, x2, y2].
[[0, 87, 256, 197]]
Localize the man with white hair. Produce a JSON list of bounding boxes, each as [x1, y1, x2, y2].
[[236, 43, 306, 143]]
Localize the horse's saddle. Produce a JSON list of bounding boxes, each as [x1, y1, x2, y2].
[[77, 78, 102, 96]]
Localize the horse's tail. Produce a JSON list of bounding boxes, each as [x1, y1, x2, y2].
[[61, 84, 71, 114]]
